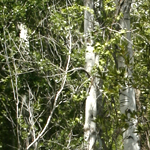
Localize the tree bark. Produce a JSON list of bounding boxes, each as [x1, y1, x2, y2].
[[117, 0, 140, 149], [84, 0, 97, 150]]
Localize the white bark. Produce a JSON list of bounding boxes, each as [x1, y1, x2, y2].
[[117, 0, 140, 149], [18, 23, 29, 48], [17, 23, 29, 149], [84, 0, 97, 149]]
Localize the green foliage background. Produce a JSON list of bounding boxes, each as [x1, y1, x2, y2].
[[0, 0, 150, 149]]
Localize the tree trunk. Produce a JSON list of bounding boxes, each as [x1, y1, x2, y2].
[[84, 0, 97, 150], [117, 0, 140, 149]]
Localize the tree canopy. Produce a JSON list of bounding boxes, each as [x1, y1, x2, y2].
[[0, 0, 150, 149]]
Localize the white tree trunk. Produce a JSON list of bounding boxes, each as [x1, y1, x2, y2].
[[84, 0, 97, 149], [117, 0, 140, 149], [18, 23, 29, 48]]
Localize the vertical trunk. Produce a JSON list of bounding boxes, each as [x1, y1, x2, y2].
[[18, 23, 29, 150], [117, 0, 140, 149], [18, 23, 29, 47], [84, 0, 97, 150], [18, 23, 30, 149]]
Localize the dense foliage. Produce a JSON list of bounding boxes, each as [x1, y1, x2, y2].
[[0, 0, 150, 149]]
